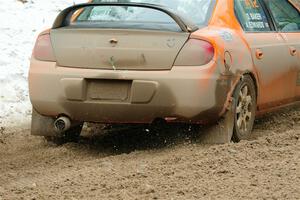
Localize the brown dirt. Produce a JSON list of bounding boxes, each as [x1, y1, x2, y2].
[[0, 107, 299, 200]]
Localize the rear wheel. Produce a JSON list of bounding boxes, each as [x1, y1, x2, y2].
[[232, 75, 257, 142]]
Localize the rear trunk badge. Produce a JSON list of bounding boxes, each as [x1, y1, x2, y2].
[[109, 38, 118, 47]]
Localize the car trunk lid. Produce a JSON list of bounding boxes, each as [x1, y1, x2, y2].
[[51, 28, 190, 70], [49, 3, 199, 70]]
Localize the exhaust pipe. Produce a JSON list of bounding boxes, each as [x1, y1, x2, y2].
[[54, 116, 71, 133]]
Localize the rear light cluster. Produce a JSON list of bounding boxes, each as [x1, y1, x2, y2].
[[33, 33, 56, 62], [174, 39, 214, 66]]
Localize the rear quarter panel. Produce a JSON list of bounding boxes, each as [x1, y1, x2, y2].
[[188, 0, 260, 116], [190, 25, 256, 117]]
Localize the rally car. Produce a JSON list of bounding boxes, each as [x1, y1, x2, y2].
[[29, 0, 300, 144]]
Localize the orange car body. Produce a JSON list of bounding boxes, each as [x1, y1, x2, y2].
[[29, 0, 300, 138]]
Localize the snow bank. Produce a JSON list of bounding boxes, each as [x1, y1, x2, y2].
[[0, 0, 85, 128]]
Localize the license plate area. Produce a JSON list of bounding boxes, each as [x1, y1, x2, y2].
[[87, 79, 132, 102]]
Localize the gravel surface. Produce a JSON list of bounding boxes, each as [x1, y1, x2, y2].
[[0, 106, 299, 200], [1, 1, 299, 199]]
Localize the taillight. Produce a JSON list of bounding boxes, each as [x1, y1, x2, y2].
[[174, 39, 214, 66], [33, 33, 56, 62]]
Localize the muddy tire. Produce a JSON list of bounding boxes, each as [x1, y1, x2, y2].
[[232, 75, 257, 142], [45, 124, 83, 145]]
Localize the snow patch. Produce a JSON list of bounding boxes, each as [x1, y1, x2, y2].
[[0, 0, 86, 128]]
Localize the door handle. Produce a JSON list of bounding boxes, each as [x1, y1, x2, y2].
[[289, 47, 297, 56], [255, 49, 264, 60]]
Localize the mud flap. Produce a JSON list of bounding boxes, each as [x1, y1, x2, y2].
[[198, 99, 235, 144], [31, 109, 58, 137]]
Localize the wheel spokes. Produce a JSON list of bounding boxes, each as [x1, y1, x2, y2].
[[242, 85, 248, 97], [239, 91, 243, 100], [236, 102, 242, 114], [237, 117, 243, 128], [236, 85, 253, 133], [241, 118, 247, 131], [245, 111, 252, 120], [245, 95, 252, 105]]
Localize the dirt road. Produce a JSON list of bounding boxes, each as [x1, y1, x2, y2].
[[0, 107, 299, 200]]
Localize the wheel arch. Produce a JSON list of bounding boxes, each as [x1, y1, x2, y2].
[[220, 70, 259, 118], [242, 71, 259, 99]]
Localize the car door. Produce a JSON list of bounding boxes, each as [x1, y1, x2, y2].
[[263, 0, 300, 100], [234, 0, 296, 110]]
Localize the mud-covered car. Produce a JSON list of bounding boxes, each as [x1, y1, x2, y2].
[[29, 0, 300, 144]]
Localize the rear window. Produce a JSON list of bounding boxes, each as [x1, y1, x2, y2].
[[71, 0, 215, 31]]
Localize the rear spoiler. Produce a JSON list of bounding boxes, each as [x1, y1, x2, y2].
[[52, 3, 199, 33]]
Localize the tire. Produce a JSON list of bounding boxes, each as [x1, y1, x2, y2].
[[232, 75, 257, 142], [45, 124, 83, 145]]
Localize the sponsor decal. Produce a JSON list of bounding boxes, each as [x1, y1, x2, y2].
[[219, 30, 233, 42], [245, 0, 259, 8]]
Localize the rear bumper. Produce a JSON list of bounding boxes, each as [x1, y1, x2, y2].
[[29, 58, 231, 124]]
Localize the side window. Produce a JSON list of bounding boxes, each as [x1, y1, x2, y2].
[[234, 0, 271, 32], [264, 0, 300, 32]]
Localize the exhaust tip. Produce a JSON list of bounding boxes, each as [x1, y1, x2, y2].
[[54, 116, 71, 133]]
